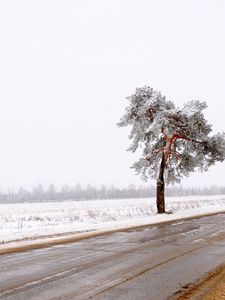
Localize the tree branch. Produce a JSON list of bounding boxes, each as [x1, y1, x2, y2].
[[146, 147, 164, 161]]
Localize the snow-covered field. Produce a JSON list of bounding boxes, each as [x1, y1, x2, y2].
[[1, 195, 225, 244]]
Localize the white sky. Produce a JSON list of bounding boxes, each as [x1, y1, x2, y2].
[[0, 0, 225, 191]]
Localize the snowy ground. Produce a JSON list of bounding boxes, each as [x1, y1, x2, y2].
[[1, 195, 225, 245]]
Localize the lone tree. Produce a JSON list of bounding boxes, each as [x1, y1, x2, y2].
[[118, 86, 225, 213]]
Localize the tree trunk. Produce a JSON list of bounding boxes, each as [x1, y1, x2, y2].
[[156, 152, 165, 213]]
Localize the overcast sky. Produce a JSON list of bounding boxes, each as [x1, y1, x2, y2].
[[0, 0, 225, 191]]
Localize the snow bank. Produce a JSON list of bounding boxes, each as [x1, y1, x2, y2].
[[1, 195, 225, 244]]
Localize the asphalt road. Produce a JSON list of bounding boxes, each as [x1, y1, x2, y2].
[[1, 214, 225, 300]]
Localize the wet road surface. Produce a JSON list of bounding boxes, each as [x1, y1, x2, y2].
[[1, 214, 225, 299]]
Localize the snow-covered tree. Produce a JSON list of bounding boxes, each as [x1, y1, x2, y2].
[[118, 86, 225, 213]]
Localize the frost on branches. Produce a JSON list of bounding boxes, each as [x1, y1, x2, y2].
[[118, 86, 225, 213]]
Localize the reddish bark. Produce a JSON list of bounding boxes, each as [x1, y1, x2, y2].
[[157, 152, 165, 213], [156, 128, 192, 213]]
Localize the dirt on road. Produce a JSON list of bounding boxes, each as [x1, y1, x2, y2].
[[173, 263, 225, 299]]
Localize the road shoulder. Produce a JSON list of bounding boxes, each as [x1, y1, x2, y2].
[[172, 263, 225, 299], [1, 210, 225, 256]]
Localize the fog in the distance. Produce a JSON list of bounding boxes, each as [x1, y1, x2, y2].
[[0, 0, 224, 191]]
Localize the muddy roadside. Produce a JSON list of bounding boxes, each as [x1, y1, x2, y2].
[[171, 263, 225, 299]]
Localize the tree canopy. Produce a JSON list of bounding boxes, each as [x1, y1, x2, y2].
[[118, 86, 225, 185]]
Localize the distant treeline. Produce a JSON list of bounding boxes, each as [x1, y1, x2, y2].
[[0, 184, 225, 203]]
